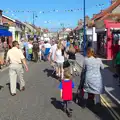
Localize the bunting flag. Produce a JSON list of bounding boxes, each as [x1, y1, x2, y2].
[[3, 3, 105, 14]]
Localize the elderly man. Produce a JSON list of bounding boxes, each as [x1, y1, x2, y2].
[[6, 41, 28, 96]]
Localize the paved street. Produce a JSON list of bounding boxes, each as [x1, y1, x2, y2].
[[0, 61, 118, 120]]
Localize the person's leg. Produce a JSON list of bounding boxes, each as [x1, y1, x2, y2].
[[58, 65, 60, 77], [16, 65, 25, 91], [9, 67, 17, 94], [82, 92, 88, 108], [94, 94, 101, 105], [66, 101, 72, 117], [63, 101, 67, 112], [60, 63, 64, 79], [69, 60, 74, 74], [39, 51, 42, 61]]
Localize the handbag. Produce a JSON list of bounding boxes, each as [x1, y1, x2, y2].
[[63, 60, 70, 68]]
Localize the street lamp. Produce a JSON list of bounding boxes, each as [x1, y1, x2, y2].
[[83, 0, 86, 56]]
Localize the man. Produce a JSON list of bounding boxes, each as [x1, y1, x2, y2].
[[32, 40, 39, 62], [43, 41, 51, 61], [6, 41, 28, 96]]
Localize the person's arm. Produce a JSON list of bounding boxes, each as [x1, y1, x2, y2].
[[60, 90, 62, 98], [58, 82, 62, 98], [99, 59, 104, 69], [21, 58, 28, 72], [54, 50, 57, 62], [6, 51, 10, 65], [19, 50, 28, 72]]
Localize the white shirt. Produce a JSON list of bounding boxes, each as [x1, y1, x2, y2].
[[44, 43, 51, 48], [6, 47, 25, 64], [50, 44, 57, 61], [55, 49, 64, 63], [28, 44, 33, 49]]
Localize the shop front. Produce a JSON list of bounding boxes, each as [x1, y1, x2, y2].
[[96, 20, 120, 60], [0, 25, 12, 68]]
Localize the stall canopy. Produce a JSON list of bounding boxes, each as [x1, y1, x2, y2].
[[0, 29, 12, 36]]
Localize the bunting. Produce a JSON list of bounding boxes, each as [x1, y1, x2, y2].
[[3, 3, 105, 14]]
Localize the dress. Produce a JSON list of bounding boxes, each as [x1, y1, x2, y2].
[[84, 56, 104, 94]]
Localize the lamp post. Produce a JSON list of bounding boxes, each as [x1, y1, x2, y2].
[[33, 12, 35, 39], [83, 0, 86, 56]]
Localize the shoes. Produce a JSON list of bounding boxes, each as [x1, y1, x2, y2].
[[20, 86, 25, 91], [11, 93, 16, 96], [66, 110, 72, 118]]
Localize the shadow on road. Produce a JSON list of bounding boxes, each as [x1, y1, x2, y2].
[[73, 95, 117, 120], [51, 97, 64, 111], [43, 68, 59, 80]]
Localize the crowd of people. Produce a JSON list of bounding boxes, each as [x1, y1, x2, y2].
[[5, 37, 105, 118]]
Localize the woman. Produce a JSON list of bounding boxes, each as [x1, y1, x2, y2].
[[66, 44, 76, 75], [54, 43, 64, 79], [83, 48, 104, 105]]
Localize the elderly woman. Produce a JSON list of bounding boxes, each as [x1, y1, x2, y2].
[[83, 48, 104, 106]]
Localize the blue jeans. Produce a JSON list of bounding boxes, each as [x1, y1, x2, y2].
[[28, 54, 32, 61]]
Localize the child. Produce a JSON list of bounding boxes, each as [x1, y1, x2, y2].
[[58, 70, 74, 117]]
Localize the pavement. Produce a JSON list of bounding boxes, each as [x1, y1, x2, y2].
[[0, 61, 119, 120]]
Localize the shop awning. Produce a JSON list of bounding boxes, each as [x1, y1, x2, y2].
[[0, 29, 12, 36]]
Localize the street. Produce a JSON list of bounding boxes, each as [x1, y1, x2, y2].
[[0, 61, 118, 120]]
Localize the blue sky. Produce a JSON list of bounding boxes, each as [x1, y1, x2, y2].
[[1, 0, 111, 31]]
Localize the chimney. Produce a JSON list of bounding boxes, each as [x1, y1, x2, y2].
[[0, 10, 3, 25], [111, 0, 116, 4]]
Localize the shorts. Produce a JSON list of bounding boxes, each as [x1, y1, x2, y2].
[[56, 62, 63, 68]]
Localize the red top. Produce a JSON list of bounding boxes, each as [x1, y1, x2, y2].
[[62, 80, 72, 101]]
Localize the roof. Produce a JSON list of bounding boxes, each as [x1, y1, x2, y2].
[[93, 0, 120, 20], [100, 13, 120, 21], [2, 15, 15, 22]]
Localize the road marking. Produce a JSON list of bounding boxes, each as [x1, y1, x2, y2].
[[105, 88, 120, 105], [101, 95, 120, 120]]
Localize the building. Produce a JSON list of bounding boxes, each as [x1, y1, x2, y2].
[[93, 0, 120, 59], [2, 15, 26, 42]]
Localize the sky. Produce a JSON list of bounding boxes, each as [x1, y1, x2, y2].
[[1, 0, 111, 31]]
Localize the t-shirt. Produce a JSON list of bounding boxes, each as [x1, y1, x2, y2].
[[115, 52, 120, 65], [59, 79, 74, 101], [55, 49, 64, 63], [50, 44, 57, 61], [28, 44, 33, 54], [6, 47, 25, 64], [44, 43, 51, 48]]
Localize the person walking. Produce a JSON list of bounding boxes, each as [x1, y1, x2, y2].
[[6, 41, 28, 96], [66, 43, 76, 75], [58, 70, 74, 117], [83, 48, 104, 107], [32, 40, 39, 62], [54, 43, 64, 79]]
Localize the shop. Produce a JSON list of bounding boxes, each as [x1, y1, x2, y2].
[[0, 25, 12, 68], [96, 20, 120, 60]]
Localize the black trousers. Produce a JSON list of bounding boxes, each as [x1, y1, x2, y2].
[[63, 100, 72, 111], [33, 51, 38, 62]]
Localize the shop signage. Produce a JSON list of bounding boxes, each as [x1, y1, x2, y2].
[[0, 25, 8, 30]]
